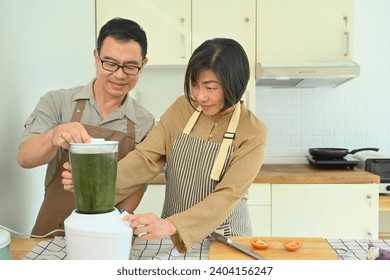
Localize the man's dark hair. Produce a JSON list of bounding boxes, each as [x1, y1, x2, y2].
[[97, 17, 147, 58]]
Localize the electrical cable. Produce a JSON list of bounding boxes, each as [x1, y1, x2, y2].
[[0, 224, 65, 238]]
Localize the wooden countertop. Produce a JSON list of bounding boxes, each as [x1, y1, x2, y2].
[[11, 237, 338, 260], [150, 164, 380, 184], [209, 236, 338, 260], [380, 195, 390, 211], [10, 238, 50, 260], [253, 164, 380, 184]]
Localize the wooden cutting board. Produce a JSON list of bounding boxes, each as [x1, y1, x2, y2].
[[209, 236, 339, 260]]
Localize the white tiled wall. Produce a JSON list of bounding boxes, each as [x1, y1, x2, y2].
[[256, 0, 390, 163]]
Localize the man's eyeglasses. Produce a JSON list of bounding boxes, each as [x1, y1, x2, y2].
[[98, 54, 143, 76]]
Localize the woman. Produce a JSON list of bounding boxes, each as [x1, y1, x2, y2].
[[63, 38, 268, 253]]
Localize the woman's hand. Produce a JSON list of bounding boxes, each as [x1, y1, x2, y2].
[[123, 213, 177, 240], [62, 161, 73, 191]]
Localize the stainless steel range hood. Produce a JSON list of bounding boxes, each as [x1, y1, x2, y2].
[[256, 62, 360, 88]]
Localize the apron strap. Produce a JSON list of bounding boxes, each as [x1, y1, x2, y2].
[[183, 103, 241, 181], [71, 99, 86, 122], [183, 107, 201, 134], [210, 102, 241, 181]]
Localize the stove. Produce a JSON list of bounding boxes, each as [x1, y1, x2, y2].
[[306, 155, 359, 170], [353, 153, 390, 195]]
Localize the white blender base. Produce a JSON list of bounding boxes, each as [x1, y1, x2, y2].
[[64, 208, 132, 260]]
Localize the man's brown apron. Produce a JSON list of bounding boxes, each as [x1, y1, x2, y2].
[[31, 100, 135, 237]]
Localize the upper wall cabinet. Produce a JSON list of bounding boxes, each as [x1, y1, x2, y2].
[[192, 0, 256, 77], [96, 0, 192, 66], [257, 0, 355, 63], [96, 0, 256, 73]]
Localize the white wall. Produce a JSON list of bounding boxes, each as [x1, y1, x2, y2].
[[0, 0, 95, 234], [256, 0, 390, 163]]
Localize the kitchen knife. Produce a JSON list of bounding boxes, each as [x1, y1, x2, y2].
[[210, 232, 267, 260]]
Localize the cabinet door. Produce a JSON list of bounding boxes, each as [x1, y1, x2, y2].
[[96, 0, 191, 66], [257, 0, 354, 63], [248, 184, 271, 236], [192, 0, 256, 76], [192, 0, 257, 110], [272, 184, 379, 239], [135, 184, 166, 216]]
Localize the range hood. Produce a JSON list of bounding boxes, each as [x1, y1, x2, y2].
[[256, 62, 360, 88]]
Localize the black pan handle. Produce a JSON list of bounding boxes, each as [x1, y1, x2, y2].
[[350, 148, 379, 154]]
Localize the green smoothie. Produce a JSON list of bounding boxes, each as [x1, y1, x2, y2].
[[70, 152, 118, 214]]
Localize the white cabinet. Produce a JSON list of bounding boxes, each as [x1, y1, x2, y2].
[[192, 0, 257, 109], [96, 0, 256, 71], [257, 0, 355, 63], [95, 0, 257, 111], [271, 183, 379, 239], [96, 0, 191, 66], [192, 0, 256, 78], [247, 184, 271, 236], [135, 184, 166, 216], [136, 182, 379, 239]]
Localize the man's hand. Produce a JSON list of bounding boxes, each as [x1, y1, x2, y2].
[[62, 161, 73, 191], [17, 122, 91, 168], [50, 122, 91, 150]]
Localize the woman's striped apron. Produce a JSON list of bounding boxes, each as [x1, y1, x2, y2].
[[162, 103, 251, 236]]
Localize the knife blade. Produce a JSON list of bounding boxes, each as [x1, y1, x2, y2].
[[210, 232, 267, 260]]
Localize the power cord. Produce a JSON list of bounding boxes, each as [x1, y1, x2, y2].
[[0, 224, 65, 238]]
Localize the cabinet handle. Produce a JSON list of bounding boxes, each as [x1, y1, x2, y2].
[[366, 193, 372, 208], [343, 16, 350, 57], [344, 31, 350, 56], [180, 18, 186, 59], [180, 34, 185, 58]]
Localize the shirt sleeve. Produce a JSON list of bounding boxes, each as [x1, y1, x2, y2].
[[115, 99, 181, 204], [19, 90, 63, 143]]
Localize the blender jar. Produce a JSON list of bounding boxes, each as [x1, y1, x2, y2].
[[69, 139, 118, 214]]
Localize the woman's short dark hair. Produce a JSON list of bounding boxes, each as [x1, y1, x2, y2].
[[184, 38, 250, 111], [97, 17, 148, 58]]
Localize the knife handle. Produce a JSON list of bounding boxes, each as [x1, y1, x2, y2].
[[210, 232, 229, 244]]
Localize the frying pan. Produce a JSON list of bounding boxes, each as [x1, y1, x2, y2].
[[308, 147, 379, 160]]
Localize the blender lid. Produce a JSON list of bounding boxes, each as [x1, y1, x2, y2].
[[71, 138, 118, 145], [69, 139, 119, 153]]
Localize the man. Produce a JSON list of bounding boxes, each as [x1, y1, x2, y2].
[[17, 18, 155, 237]]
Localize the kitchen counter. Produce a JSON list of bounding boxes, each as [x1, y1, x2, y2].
[[209, 236, 338, 260], [11, 237, 339, 260], [13, 236, 388, 260], [10, 238, 51, 260], [253, 164, 380, 184], [150, 164, 380, 184]]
